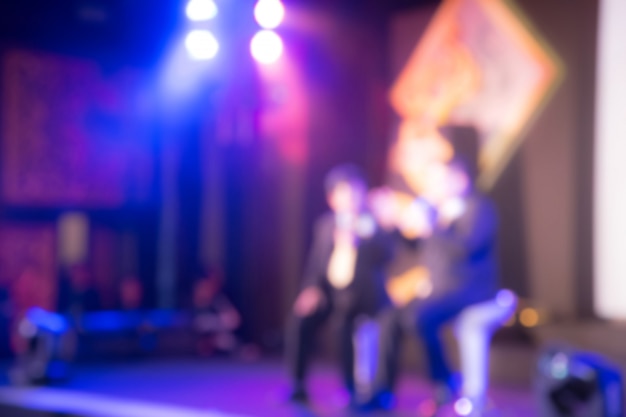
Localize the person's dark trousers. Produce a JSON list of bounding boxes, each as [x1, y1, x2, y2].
[[373, 300, 419, 394], [335, 309, 358, 393], [415, 292, 471, 390], [285, 302, 358, 394]]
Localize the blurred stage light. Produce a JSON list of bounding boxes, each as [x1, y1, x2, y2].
[[185, 30, 219, 60], [496, 289, 516, 308], [520, 307, 540, 328], [254, 0, 285, 29], [453, 398, 474, 416], [417, 399, 437, 417], [186, 0, 218, 21], [250, 30, 283, 64]]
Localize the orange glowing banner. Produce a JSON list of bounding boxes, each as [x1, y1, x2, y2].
[[390, 0, 562, 189]]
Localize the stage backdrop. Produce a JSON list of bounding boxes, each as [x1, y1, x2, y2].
[[384, 0, 562, 299], [1, 49, 152, 207], [0, 49, 156, 319], [389, 0, 562, 191]]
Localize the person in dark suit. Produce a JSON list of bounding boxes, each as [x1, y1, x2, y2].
[[358, 190, 436, 410], [363, 160, 499, 409], [356, 125, 499, 411], [285, 164, 393, 403], [415, 156, 499, 405]]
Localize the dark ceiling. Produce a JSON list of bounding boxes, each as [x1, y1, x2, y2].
[[0, 0, 438, 67], [0, 0, 182, 66]]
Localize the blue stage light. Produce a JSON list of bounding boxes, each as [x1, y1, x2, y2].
[[254, 0, 285, 30], [250, 30, 283, 64], [185, 30, 219, 60], [186, 0, 218, 22]]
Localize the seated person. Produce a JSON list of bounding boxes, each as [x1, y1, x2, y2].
[[361, 154, 500, 413], [414, 156, 500, 409], [116, 276, 156, 356], [361, 188, 436, 409], [285, 164, 394, 404], [119, 276, 143, 311], [192, 266, 241, 356]]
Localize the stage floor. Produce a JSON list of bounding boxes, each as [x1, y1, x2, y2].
[[0, 359, 536, 417]]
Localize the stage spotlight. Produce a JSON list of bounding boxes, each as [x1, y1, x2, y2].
[[186, 0, 218, 22], [185, 30, 219, 61], [250, 30, 283, 64], [536, 346, 623, 417], [11, 308, 74, 385], [453, 398, 474, 416], [254, 0, 285, 30]]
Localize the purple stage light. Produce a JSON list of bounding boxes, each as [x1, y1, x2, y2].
[[495, 289, 516, 308], [185, 30, 219, 61], [254, 0, 285, 30], [250, 30, 283, 65], [185, 0, 218, 22]]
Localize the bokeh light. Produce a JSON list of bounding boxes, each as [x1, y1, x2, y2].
[[550, 352, 569, 380], [186, 0, 218, 22], [250, 30, 283, 64], [454, 398, 474, 416], [520, 307, 540, 328], [185, 30, 219, 61], [417, 399, 438, 417], [496, 289, 516, 308], [254, 0, 285, 30]]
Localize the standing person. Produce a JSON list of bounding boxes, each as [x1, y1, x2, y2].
[[285, 164, 393, 404], [415, 156, 499, 408]]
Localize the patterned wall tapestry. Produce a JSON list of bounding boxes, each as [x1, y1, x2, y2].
[[1, 49, 153, 207], [390, 0, 562, 189], [0, 224, 56, 312]]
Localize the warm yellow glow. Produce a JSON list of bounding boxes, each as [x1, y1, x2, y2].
[[390, 122, 454, 195], [386, 266, 430, 307], [327, 232, 357, 290], [519, 308, 540, 328]]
